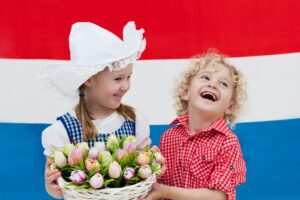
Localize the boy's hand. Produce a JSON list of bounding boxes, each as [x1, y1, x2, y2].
[[138, 183, 163, 200], [45, 159, 63, 198], [150, 146, 166, 179]]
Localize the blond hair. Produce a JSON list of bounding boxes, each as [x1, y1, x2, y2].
[[173, 51, 247, 124], [75, 86, 135, 141]]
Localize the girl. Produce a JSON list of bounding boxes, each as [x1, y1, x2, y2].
[[142, 52, 247, 200], [41, 21, 150, 198]]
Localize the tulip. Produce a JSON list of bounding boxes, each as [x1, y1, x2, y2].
[[123, 135, 137, 146], [68, 148, 83, 166], [123, 167, 135, 180], [88, 147, 99, 160], [85, 158, 100, 173], [89, 173, 104, 189], [116, 149, 128, 162], [108, 161, 122, 179], [137, 152, 150, 166], [106, 134, 119, 151], [94, 142, 106, 153], [76, 142, 89, 157], [70, 170, 87, 185], [138, 164, 152, 179], [54, 150, 67, 168], [98, 151, 113, 167], [123, 142, 137, 154], [63, 143, 75, 156]]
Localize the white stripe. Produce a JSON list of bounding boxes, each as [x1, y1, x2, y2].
[[1, 53, 300, 124]]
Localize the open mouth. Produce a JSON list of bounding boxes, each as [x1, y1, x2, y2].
[[200, 91, 218, 102]]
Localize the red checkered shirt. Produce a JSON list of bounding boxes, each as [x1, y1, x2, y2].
[[159, 114, 246, 200]]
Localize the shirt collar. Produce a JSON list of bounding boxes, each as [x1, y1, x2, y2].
[[170, 114, 231, 136]]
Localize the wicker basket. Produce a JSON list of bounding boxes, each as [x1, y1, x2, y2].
[[57, 174, 156, 200]]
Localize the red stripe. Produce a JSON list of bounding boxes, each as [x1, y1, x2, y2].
[[1, 0, 300, 59]]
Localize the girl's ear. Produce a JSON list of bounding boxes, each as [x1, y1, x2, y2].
[[84, 77, 94, 87], [225, 100, 235, 115]]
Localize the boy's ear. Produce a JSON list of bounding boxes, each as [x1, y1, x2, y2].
[[225, 100, 235, 115], [181, 89, 189, 101]]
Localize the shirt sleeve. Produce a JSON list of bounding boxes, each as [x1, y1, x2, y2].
[[208, 140, 246, 200], [41, 121, 70, 157], [135, 110, 151, 149]]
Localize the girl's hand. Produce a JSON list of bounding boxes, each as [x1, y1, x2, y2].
[[45, 159, 63, 198], [138, 183, 163, 200], [150, 146, 166, 179]]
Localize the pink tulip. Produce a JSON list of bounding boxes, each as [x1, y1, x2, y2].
[[76, 142, 89, 157], [68, 148, 83, 166], [137, 152, 150, 166], [85, 158, 100, 173], [123, 142, 137, 154], [88, 147, 99, 160], [54, 150, 67, 168], [138, 164, 152, 179], [70, 170, 87, 185], [116, 149, 128, 162], [123, 167, 135, 180], [89, 173, 104, 189], [108, 161, 122, 179]]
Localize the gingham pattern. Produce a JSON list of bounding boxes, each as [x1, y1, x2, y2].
[[57, 113, 135, 147], [159, 114, 246, 200]]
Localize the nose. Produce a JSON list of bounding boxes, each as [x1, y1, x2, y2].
[[120, 79, 130, 92], [207, 79, 217, 89]]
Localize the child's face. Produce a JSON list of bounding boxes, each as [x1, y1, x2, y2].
[[182, 64, 234, 119], [84, 64, 133, 112]]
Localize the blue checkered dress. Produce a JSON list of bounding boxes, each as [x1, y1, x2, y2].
[[57, 113, 135, 147]]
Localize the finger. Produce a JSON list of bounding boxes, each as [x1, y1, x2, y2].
[[150, 145, 160, 152], [45, 169, 59, 177], [46, 159, 54, 168], [46, 171, 61, 184], [55, 185, 63, 192]]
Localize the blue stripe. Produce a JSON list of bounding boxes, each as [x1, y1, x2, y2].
[[0, 119, 300, 199]]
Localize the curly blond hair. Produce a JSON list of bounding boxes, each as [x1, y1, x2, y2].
[[173, 51, 247, 124]]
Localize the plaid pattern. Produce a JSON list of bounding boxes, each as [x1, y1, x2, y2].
[[57, 113, 135, 147], [159, 114, 246, 200]]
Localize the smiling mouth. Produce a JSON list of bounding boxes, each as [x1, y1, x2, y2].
[[200, 91, 217, 102]]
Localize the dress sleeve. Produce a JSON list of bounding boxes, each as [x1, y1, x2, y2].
[[41, 121, 70, 157], [208, 139, 246, 200], [135, 110, 151, 148]]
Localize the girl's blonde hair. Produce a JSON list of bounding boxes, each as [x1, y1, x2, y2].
[[173, 51, 247, 124], [75, 86, 135, 141]]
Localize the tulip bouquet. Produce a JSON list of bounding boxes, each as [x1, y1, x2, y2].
[[51, 134, 161, 199]]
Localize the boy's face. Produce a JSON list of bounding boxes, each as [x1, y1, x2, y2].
[[84, 64, 133, 113], [182, 64, 234, 119]]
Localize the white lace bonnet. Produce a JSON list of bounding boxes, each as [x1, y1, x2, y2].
[[39, 21, 146, 99]]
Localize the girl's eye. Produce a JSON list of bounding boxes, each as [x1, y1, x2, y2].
[[127, 75, 131, 80], [114, 77, 122, 81], [200, 75, 209, 80]]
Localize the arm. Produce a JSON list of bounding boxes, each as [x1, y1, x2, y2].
[[45, 159, 63, 199], [135, 111, 151, 148], [141, 183, 226, 200]]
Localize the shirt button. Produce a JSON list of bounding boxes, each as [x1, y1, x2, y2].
[[188, 137, 194, 141], [182, 164, 185, 172], [202, 155, 206, 160], [230, 165, 234, 170]]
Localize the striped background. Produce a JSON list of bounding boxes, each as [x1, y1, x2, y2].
[[1, 1, 300, 199]]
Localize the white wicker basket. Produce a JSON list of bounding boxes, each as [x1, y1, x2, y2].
[[57, 174, 156, 200]]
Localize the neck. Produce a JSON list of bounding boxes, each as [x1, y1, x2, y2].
[[187, 109, 221, 135], [85, 99, 115, 120]]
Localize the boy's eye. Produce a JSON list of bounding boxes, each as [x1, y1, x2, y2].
[[220, 82, 228, 88], [200, 75, 209, 80], [127, 75, 131, 80]]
